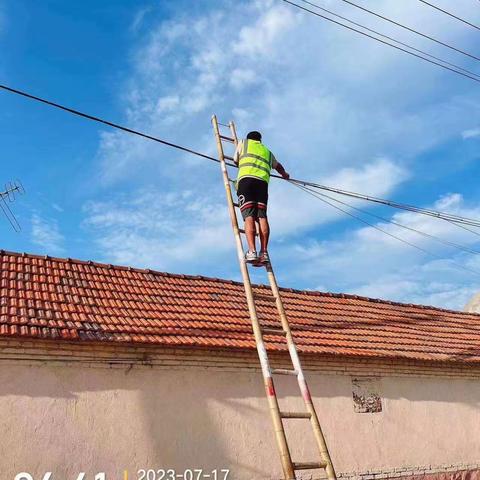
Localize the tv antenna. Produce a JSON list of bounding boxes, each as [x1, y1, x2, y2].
[[0, 180, 25, 232]]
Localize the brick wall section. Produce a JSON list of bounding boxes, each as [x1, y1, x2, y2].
[[1, 338, 480, 378], [261, 464, 480, 479], [337, 463, 480, 480]]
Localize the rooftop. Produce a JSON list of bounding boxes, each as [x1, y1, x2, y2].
[[1, 249, 480, 363]]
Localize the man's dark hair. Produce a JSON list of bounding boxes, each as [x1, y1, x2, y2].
[[246, 131, 262, 141]]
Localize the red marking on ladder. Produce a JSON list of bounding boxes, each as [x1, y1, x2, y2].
[[266, 378, 276, 396], [302, 383, 312, 402]]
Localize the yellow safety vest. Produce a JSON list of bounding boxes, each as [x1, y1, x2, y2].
[[237, 139, 273, 184]]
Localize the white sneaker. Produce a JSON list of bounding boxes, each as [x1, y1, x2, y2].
[[245, 250, 258, 263], [259, 251, 270, 264]]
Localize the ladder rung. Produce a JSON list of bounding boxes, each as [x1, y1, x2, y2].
[[233, 202, 239, 208], [262, 328, 286, 336], [293, 462, 327, 470], [224, 155, 234, 161], [272, 368, 297, 376], [220, 135, 235, 143], [253, 293, 277, 302], [280, 411, 311, 419]]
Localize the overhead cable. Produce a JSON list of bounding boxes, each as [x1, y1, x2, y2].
[[444, 219, 480, 238], [418, 0, 480, 32], [0, 200, 20, 232], [281, 0, 480, 84], [288, 178, 480, 228], [2, 82, 480, 229], [337, 0, 480, 62], [291, 182, 480, 277], [299, 183, 480, 256], [0, 84, 220, 165], [296, 0, 480, 79]]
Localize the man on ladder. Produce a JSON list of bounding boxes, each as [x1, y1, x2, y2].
[[233, 130, 290, 265], [213, 116, 337, 479]]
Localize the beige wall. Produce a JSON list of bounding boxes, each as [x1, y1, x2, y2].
[[1, 341, 480, 480]]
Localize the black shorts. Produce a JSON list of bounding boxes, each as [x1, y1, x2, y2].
[[236, 177, 268, 220]]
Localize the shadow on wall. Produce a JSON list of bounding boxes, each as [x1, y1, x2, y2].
[[138, 367, 281, 479], [0, 362, 280, 479], [0, 360, 340, 478], [2, 356, 480, 406]]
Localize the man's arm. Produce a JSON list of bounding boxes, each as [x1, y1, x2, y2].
[[272, 154, 290, 180], [275, 162, 290, 180]]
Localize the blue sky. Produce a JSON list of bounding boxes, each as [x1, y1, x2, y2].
[[1, 0, 480, 309]]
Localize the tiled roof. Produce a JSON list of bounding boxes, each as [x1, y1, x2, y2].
[[1, 250, 480, 363]]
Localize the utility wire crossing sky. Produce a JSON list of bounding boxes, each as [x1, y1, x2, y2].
[[1, 83, 479, 228], [295, 0, 480, 80], [283, 0, 480, 83]]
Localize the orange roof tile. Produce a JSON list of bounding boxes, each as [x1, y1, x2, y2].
[[1, 250, 480, 363]]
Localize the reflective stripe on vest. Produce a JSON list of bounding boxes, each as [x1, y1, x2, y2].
[[237, 139, 272, 183]]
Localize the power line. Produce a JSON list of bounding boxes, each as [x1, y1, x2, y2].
[[0, 84, 220, 165], [418, 0, 480, 32], [281, 0, 480, 84], [337, 0, 480, 62], [291, 181, 480, 277], [289, 178, 480, 228], [0, 181, 24, 232], [445, 219, 480, 238], [296, 0, 480, 79], [2, 82, 480, 229], [0, 200, 19, 232], [299, 183, 480, 256]]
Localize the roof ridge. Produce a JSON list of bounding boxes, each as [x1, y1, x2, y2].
[[0, 249, 248, 285], [1, 249, 477, 318]]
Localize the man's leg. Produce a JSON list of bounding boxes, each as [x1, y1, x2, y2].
[[257, 180, 270, 263], [237, 178, 258, 262], [244, 215, 257, 253], [258, 217, 270, 253]]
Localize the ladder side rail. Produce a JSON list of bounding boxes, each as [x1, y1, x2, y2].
[[212, 115, 295, 479], [228, 121, 239, 143], [265, 266, 337, 480]]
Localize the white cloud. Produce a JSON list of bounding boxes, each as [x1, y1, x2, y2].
[[277, 192, 480, 309], [233, 2, 300, 57], [51, 203, 64, 213], [95, 0, 480, 183], [31, 214, 65, 254], [83, 156, 408, 278], [353, 274, 478, 312], [130, 6, 152, 33], [83, 189, 234, 273], [462, 127, 480, 139], [324, 157, 408, 192], [155, 95, 180, 114], [268, 157, 409, 236], [229, 69, 257, 90]]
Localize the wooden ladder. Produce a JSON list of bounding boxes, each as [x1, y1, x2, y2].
[[211, 115, 337, 480]]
